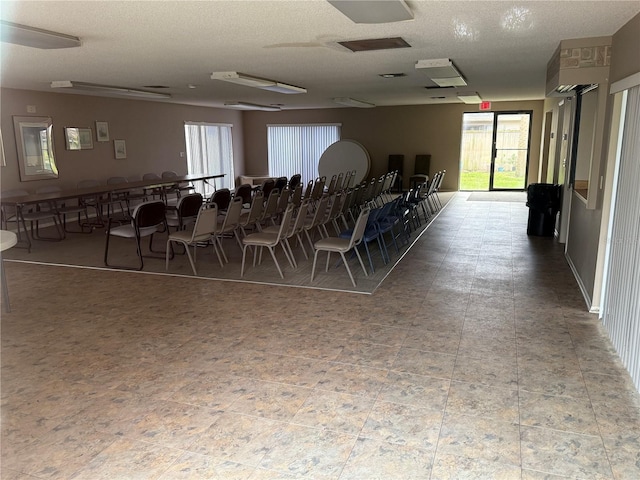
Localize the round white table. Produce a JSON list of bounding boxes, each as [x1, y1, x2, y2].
[[1, 230, 18, 313]]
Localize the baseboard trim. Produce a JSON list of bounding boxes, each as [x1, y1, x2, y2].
[[565, 251, 594, 311]]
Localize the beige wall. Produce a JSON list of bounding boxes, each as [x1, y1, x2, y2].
[[242, 101, 544, 191], [610, 12, 640, 83], [1, 88, 244, 192]]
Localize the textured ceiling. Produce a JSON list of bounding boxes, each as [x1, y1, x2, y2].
[[1, 1, 639, 110]]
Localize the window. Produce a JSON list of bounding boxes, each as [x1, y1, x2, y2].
[[267, 124, 340, 183], [184, 122, 234, 196]]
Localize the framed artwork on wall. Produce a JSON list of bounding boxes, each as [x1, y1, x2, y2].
[[65, 127, 93, 150], [95, 121, 109, 142], [114, 139, 127, 159]]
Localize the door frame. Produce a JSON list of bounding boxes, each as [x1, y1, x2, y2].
[[488, 110, 533, 191]]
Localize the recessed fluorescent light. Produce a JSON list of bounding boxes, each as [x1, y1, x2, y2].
[[224, 102, 281, 112], [457, 92, 482, 104], [433, 77, 467, 87], [0, 20, 81, 49], [334, 97, 376, 108], [51, 81, 171, 99], [379, 73, 406, 78], [416, 58, 467, 87], [262, 82, 307, 94], [211, 71, 306, 94], [328, 0, 413, 24]]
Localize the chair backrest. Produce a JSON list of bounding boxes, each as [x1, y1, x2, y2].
[[274, 176, 288, 192], [243, 189, 264, 225], [288, 174, 302, 190], [210, 188, 231, 210], [290, 183, 303, 208], [133, 201, 166, 229], [190, 204, 219, 240], [77, 179, 100, 189], [290, 200, 310, 236], [311, 176, 326, 200], [235, 183, 253, 205], [35, 186, 61, 194], [350, 206, 371, 248], [143, 173, 161, 181], [274, 204, 295, 242], [177, 193, 203, 219], [260, 178, 276, 199], [326, 191, 344, 223], [303, 180, 313, 200], [307, 194, 330, 229], [107, 176, 128, 185], [276, 187, 291, 214], [436, 170, 446, 190], [220, 196, 243, 232], [262, 188, 280, 221], [326, 174, 338, 195], [161, 170, 178, 179], [2, 189, 29, 198], [334, 172, 344, 192]]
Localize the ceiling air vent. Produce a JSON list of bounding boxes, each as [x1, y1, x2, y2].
[[338, 37, 410, 52]]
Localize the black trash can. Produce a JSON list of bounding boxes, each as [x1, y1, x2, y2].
[[526, 183, 561, 236]]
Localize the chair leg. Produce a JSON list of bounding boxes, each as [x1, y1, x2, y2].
[[267, 246, 284, 278], [339, 251, 357, 287], [311, 249, 320, 282], [353, 246, 369, 277], [240, 244, 249, 277]]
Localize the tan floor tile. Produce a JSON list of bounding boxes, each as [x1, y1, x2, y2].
[[445, 381, 519, 423], [437, 413, 521, 466], [520, 426, 613, 479], [339, 437, 434, 480]]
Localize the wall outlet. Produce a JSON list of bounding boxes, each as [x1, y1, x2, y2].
[[179, 152, 185, 158], [27, 105, 37, 113]]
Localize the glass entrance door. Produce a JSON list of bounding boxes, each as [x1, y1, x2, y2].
[[491, 112, 531, 190], [459, 111, 532, 191]]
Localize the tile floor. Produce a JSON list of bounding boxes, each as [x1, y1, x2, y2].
[[2, 192, 639, 479]]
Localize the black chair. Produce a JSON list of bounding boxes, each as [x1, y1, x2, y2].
[[234, 183, 253, 207], [410, 154, 431, 190], [288, 174, 302, 190], [104, 201, 167, 270], [274, 176, 288, 193], [208, 188, 232, 213], [166, 193, 203, 231]]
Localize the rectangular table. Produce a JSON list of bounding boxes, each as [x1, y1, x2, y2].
[[0, 173, 225, 252]]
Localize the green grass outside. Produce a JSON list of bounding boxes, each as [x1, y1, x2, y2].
[[460, 171, 525, 190]]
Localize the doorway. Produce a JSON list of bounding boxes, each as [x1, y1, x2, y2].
[[459, 111, 532, 190]]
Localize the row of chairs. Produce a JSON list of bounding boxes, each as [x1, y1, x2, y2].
[[103, 168, 446, 283]]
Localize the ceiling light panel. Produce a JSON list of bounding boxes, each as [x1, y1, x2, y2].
[[0, 20, 81, 49], [457, 92, 482, 104], [51, 81, 171, 99], [333, 97, 376, 108], [224, 102, 281, 111], [211, 72, 306, 94], [328, 0, 413, 24]]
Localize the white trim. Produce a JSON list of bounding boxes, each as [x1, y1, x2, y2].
[[610, 71, 640, 94], [266, 123, 342, 127], [184, 121, 233, 127], [565, 251, 593, 310]]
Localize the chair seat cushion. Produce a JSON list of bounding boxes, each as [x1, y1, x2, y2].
[[242, 232, 279, 246], [314, 237, 350, 251], [109, 224, 159, 238]]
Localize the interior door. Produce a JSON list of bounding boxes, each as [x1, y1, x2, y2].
[[490, 112, 532, 190]]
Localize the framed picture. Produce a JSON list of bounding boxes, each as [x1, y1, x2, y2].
[[13, 116, 59, 180], [114, 139, 127, 159], [95, 121, 109, 142], [65, 127, 93, 150]]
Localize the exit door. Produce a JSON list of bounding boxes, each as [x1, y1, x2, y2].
[[459, 111, 532, 191]]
